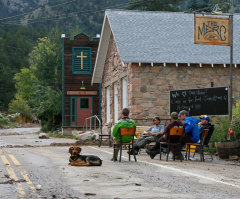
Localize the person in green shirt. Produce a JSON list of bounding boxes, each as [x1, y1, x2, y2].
[[111, 108, 136, 161]]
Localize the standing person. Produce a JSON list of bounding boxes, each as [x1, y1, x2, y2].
[[147, 112, 184, 159], [111, 108, 136, 161], [178, 110, 200, 144], [128, 117, 164, 155]]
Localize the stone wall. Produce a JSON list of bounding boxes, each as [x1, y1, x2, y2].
[[101, 34, 130, 125], [130, 63, 240, 121], [101, 36, 240, 126]]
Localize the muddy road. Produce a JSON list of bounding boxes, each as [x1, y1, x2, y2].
[[0, 128, 240, 199]]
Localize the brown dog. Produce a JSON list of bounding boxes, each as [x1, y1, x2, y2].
[[69, 146, 102, 166]]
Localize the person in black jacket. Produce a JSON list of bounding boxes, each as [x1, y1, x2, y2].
[[199, 115, 214, 145]]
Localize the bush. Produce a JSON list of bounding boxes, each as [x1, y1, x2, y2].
[[7, 113, 20, 122], [209, 98, 240, 150], [0, 113, 9, 127], [8, 98, 32, 119], [0, 112, 20, 128]]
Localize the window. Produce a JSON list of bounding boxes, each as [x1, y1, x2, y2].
[[114, 83, 119, 124], [80, 98, 89, 109], [71, 98, 75, 122], [72, 47, 91, 74], [106, 87, 110, 123], [122, 77, 128, 108]]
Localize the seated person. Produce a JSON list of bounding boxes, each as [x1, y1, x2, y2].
[[128, 116, 164, 155], [199, 115, 214, 145], [147, 112, 184, 159], [178, 110, 200, 144], [112, 108, 136, 161]]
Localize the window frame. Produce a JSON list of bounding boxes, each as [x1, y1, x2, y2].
[[72, 47, 92, 74]]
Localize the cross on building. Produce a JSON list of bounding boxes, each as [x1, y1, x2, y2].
[[77, 51, 87, 69]]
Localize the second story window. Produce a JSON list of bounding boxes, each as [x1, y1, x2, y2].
[[72, 47, 91, 74]]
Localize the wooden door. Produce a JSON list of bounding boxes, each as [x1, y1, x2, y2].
[[76, 96, 92, 126]]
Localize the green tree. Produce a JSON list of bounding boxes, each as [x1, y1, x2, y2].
[[29, 32, 61, 89], [0, 26, 46, 110], [11, 29, 62, 131], [14, 67, 37, 101], [186, 0, 230, 12], [128, 0, 183, 11]]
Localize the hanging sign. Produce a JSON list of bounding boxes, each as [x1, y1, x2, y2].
[[194, 16, 230, 46]]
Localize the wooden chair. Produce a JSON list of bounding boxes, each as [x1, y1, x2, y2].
[[113, 127, 137, 162], [186, 125, 214, 161], [160, 127, 184, 161], [135, 126, 150, 154], [135, 126, 150, 138]]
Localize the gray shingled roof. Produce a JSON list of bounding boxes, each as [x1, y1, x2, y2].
[[106, 10, 240, 64]]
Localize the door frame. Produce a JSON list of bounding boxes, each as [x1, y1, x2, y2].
[[70, 95, 94, 127]]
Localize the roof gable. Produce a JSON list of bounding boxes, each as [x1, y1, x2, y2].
[[92, 10, 240, 83]]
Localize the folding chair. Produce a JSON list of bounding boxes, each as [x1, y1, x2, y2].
[[113, 127, 137, 162], [159, 127, 184, 161], [186, 125, 214, 161], [99, 123, 112, 147]]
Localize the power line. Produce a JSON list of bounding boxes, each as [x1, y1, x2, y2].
[[0, 0, 81, 21], [0, 1, 137, 26], [0, 0, 153, 25]]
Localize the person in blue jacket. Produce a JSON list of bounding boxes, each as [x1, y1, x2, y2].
[[178, 110, 200, 144]]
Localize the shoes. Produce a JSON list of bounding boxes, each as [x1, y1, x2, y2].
[[127, 150, 138, 155], [111, 157, 117, 161], [175, 153, 184, 161], [149, 151, 157, 159]]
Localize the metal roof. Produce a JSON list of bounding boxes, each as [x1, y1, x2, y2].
[[92, 10, 240, 83], [107, 9, 240, 64]]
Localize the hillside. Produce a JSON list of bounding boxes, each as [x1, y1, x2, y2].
[[0, 0, 48, 18], [1, 0, 240, 112], [0, 0, 130, 111], [0, 0, 129, 36]]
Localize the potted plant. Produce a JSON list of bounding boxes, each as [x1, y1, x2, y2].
[[211, 100, 240, 159]]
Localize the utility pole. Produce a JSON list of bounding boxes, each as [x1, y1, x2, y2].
[[229, 0, 234, 121]]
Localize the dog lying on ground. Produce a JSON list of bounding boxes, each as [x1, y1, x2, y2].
[[69, 146, 102, 166]]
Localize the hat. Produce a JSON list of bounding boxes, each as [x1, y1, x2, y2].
[[171, 112, 178, 120], [200, 115, 210, 122], [178, 110, 188, 117]]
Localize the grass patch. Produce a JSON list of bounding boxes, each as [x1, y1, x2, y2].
[[46, 131, 76, 139]]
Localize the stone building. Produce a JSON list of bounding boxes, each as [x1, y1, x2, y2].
[[92, 10, 240, 126]]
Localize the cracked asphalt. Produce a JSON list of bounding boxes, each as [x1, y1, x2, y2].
[[0, 127, 240, 199]]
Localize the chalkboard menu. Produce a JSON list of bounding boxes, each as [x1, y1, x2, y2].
[[170, 87, 229, 116]]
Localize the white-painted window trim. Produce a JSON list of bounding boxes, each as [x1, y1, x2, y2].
[[122, 77, 128, 109], [106, 86, 111, 123], [114, 83, 119, 124]]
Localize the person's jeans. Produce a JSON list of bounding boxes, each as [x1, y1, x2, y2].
[[134, 136, 156, 149]]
